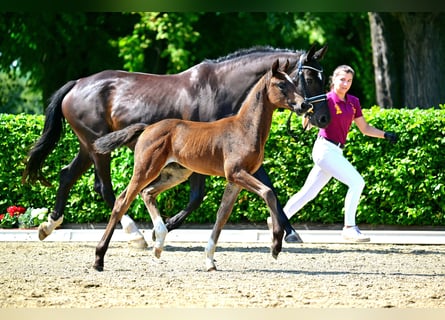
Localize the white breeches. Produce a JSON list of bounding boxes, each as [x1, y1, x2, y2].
[[284, 137, 365, 226]]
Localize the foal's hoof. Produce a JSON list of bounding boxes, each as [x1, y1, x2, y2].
[[206, 261, 217, 272], [285, 230, 303, 243], [153, 247, 163, 259], [270, 246, 280, 260], [93, 265, 104, 272], [38, 223, 50, 241]]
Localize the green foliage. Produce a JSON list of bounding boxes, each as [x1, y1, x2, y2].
[[1, 108, 444, 226], [1, 12, 375, 111], [0, 69, 42, 114]]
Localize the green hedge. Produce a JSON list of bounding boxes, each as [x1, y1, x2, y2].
[[1, 107, 444, 226]]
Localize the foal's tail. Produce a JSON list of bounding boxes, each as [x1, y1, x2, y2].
[[22, 80, 77, 187], [94, 123, 148, 154]]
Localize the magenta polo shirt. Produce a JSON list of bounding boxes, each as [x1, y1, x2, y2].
[[318, 91, 363, 145]]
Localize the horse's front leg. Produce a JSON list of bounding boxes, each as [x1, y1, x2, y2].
[[205, 182, 241, 271]]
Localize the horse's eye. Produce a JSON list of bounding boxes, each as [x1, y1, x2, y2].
[[306, 78, 313, 85]]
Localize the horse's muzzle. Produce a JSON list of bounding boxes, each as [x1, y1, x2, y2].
[[312, 113, 330, 128]]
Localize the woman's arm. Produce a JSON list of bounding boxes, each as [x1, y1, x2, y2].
[[354, 116, 385, 138]]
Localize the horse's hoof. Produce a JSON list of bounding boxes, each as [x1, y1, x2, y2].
[[285, 230, 303, 243], [128, 236, 148, 249], [207, 266, 217, 272]]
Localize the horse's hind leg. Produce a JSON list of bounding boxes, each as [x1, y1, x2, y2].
[[253, 165, 301, 243], [92, 152, 147, 249], [205, 182, 241, 271], [165, 173, 207, 232], [39, 147, 92, 240]]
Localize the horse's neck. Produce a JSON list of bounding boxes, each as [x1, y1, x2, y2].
[[197, 51, 299, 114], [217, 52, 299, 80]]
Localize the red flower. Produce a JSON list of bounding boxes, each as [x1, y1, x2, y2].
[[6, 206, 17, 214], [16, 206, 26, 214], [0, 214, 4, 221], [6, 205, 26, 217]]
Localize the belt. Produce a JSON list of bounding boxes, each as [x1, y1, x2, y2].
[[318, 136, 345, 149]]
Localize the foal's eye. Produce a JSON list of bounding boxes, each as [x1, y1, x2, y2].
[[277, 82, 287, 90]]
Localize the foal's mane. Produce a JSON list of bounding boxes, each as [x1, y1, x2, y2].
[[207, 46, 303, 64]]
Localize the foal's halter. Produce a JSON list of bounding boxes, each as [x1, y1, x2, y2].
[[287, 54, 327, 140]]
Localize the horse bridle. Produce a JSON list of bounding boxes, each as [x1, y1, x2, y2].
[[287, 54, 327, 140]]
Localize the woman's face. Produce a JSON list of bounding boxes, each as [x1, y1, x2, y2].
[[332, 71, 353, 96]]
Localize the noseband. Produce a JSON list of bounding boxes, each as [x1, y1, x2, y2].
[[287, 54, 327, 140]]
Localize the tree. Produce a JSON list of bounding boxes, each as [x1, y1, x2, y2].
[[0, 13, 137, 104], [1, 12, 376, 113], [369, 12, 445, 108]]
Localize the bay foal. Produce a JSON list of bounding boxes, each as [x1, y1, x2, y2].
[[93, 60, 304, 271]]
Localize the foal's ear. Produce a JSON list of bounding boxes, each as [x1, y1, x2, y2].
[[272, 59, 280, 74]]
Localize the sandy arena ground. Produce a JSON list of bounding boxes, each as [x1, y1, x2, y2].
[[0, 240, 444, 308]]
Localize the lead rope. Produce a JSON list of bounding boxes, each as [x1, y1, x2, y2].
[[286, 111, 310, 142]]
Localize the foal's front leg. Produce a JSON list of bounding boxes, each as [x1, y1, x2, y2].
[[231, 170, 284, 259], [205, 182, 241, 271]]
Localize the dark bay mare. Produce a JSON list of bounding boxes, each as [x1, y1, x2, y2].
[[22, 45, 329, 248], [93, 60, 311, 271]]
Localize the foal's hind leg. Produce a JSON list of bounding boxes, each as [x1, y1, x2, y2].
[[140, 165, 193, 257], [139, 191, 168, 258], [92, 152, 147, 249], [205, 182, 241, 271]]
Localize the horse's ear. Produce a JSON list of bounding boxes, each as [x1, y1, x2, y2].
[[283, 59, 290, 73], [313, 45, 328, 61], [305, 44, 317, 62]]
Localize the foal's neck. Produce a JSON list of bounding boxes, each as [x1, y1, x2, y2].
[[236, 79, 276, 145]]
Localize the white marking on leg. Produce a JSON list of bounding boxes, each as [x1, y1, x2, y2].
[[38, 215, 64, 241], [205, 238, 217, 271], [120, 214, 148, 249], [153, 217, 167, 258]]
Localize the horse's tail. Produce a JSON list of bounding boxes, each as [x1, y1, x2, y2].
[[22, 80, 77, 187], [94, 123, 148, 154]]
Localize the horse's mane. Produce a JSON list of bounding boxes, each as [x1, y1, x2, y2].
[[206, 46, 302, 64]]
